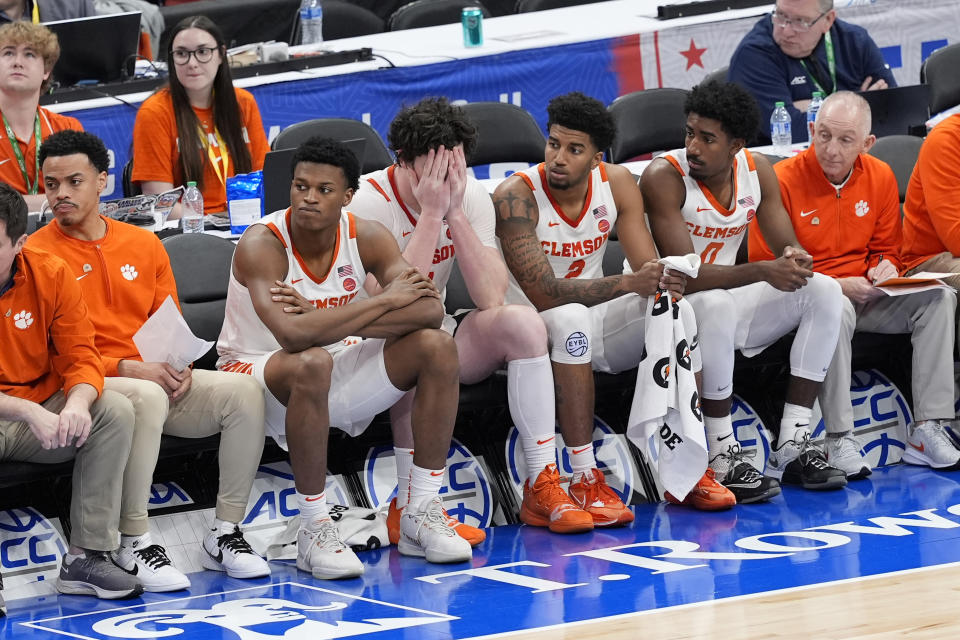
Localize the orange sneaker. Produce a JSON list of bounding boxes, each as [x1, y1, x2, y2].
[[520, 464, 594, 534], [386, 497, 486, 547], [568, 468, 635, 527], [664, 468, 737, 511]]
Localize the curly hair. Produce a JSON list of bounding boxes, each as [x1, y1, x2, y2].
[[291, 136, 361, 191], [388, 97, 477, 165], [684, 81, 759, 142], [0, 22, 61, 94], [39, 130, 110, 174], [546, 92, 616, 153]]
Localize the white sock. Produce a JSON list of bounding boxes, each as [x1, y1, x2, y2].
[[566, 443, 596, 479], [212, 518, 235, 535], [120, 532, 151, 548], [64, 550, 85, 565], [296, 490, 329, 531], [704, 415, 735, 459], [408, 464, 444, 511], [393, 447, 415, 509], [508, 355, 557, 483], [777, 403, 812, 448]]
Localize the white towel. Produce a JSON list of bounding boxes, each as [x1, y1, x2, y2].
[[264, 504, 389, 560], [626, 254, 707, 500]]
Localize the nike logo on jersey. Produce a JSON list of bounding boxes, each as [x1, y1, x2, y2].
[[402, 231, 412, 237], [548, 222, 560, 227], [0, 158, 9, 166], [800, 209, 818, 217], [696, 206, 711, 213], [290, 278, 303, 284], [76, 273, 89, 281]]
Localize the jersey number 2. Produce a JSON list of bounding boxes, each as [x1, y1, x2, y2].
[[565, 259, 585, 279]]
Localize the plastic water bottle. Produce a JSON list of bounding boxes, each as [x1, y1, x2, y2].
[[770, 101, 792, 156], [807, 91, 824, 143], [181, 182, 204, 234], [299, 0, 323, 46]]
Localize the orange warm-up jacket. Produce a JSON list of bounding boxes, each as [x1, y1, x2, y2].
[[28, 216, 180, 377], [748, 145, 902, 277], [0, 247, 103, 403], [901, 114, 960, 271]]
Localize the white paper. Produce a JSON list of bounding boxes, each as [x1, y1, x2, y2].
[[133, 296, 213, 371]]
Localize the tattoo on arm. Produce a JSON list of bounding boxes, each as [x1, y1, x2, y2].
[[495, 190, 625, 309]]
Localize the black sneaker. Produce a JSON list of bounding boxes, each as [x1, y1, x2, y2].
[[767, 433, 847, 490], [56, 551, 144, 600], [710, 443, 781, 503]]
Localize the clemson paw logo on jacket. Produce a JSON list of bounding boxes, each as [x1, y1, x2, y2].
[[120, 264, 138, 281], [13, 310, 33, 330]]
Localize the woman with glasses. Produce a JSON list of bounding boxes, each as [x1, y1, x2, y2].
[[727, 0, 894, 144], [131, 15, 269, 217]]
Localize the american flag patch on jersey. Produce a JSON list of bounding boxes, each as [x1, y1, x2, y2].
[[737, 195, 755, 207], [593, 205, 608, 218], [337, 265, 354, 278]]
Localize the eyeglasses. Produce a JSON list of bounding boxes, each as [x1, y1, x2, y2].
[[171, 46, 218, 65], [771, 9, 828, 32]]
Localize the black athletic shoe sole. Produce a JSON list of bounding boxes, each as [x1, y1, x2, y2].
[[725, 481, 782, 504]]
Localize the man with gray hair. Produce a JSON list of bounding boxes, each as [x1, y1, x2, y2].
[[730, 0, 894, 143], [749, 91, 959, 476]]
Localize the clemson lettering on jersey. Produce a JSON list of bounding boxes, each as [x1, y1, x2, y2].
[[313, 292, 361, 309], [541, 233, 609, 258], [685, 223, 748, 240], [433, 244, 456, 265]]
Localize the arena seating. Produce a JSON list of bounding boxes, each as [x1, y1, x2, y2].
[[607, 88, 689, 163]]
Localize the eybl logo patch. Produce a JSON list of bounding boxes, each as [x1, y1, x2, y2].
[[565, 331, 588, 357]]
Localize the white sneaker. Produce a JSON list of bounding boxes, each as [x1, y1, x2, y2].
[[902, 420, 960, 469], [824, 433, 872, 479], [399, 497, 472, 564], [111, 533, 189, 592], [201, 524, 270, 579], [296, 519, 364, 580]]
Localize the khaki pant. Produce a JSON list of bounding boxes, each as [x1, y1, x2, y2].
[[0, 390, 135, 551], [107, 370, 265, 535], [819, 289, 957, 433]]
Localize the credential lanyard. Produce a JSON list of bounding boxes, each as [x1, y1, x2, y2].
[[800, 30, 836, 96], [199, 126, 230, 186], [2, 111, 42, 194]]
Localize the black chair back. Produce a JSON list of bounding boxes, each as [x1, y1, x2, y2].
[[271, 118, 394, 174], [162, 233, 237, 371], [921, 43, 960, 114], [321, 0, 385, 39], [867, 134, 924, 205], [388, 0, 490, 30], [515, 0, 607, 12], [461, 102, 544, 166], [608, 88, 689, 163]]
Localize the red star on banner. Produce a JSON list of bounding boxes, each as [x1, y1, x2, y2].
[[680, 38, 707, 71]]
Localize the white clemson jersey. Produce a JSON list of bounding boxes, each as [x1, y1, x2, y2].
[[663, 148, 761, 266], [351, 165, 496, 293], [217, 208, 367, 364], [505, 162, 617, 305]]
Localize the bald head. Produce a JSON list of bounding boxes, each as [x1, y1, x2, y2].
[[812, 91, 875, 183]]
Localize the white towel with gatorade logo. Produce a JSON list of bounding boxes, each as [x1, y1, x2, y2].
[[626, 254, 707, 500]]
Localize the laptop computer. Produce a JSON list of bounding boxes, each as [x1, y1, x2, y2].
[[45, 12, 141, 87], [262, 138, 367, 214], [858, 84, 931, 138]]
